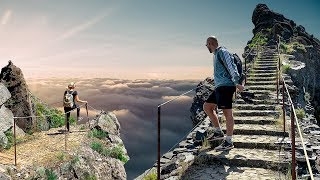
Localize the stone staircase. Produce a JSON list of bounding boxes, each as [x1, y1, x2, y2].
[[181, 47, 290, 179]]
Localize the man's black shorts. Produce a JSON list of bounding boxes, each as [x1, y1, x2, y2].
[[205, 86, 236, 109]]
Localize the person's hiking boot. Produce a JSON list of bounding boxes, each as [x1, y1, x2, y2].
[[214, 140, 234, 151], [207, 130, 224, 141]]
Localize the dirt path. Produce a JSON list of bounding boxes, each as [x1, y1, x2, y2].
[[1, 125, 89, 168]]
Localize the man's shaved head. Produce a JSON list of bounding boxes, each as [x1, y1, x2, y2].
[[206, 36, 219, 53]]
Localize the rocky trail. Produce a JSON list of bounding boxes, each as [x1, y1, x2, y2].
[[0, 124, 90, 169]]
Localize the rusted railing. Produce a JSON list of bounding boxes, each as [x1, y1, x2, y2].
[[277, 37, 314, 179]]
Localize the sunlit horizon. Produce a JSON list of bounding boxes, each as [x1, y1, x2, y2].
[[1, 0, 319, 80]]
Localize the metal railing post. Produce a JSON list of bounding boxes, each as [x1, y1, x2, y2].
[[291, 107, 296, 180], [157, 106, 161, 180], [245, 52, 247, 84], [14, 118, 17, 166], [282, 79, 286, 135], [85, 103, 89, 128]]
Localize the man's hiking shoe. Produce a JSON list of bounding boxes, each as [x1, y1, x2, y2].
[[214, 140, 234, 151], [207, 131, 224, 141]]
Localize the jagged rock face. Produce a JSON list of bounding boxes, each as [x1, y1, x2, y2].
[[252, 4, 320, 49], [0, 83, 11, 105], [250, 4, 320, 123], [252, 3, 294, 37], [0, 83, 13, 149], [0, 61, 33, 131], [190, 77, 214, 126], [61, 111, 128, 179]]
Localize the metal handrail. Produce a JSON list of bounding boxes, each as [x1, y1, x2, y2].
[[277, 36, 314, 179], [281, 74, 314, 179], [156, 84, 205, 179]]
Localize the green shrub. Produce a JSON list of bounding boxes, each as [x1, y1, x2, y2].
[[143, 172, 157, 180], [45, 168, 58, 180], [107, 146, 128, 163], [280, 42, 288, 53], [90, 142, 128, 163], [4, 129, 13, 149], [304, 92, 311, 102], [35, 103, 69, 129], [295, 108, 306, 119], [88, 129, 109, 139], [57, 152, 66, 161], [282, 64, 291, 73], [71, 155, 80, 165], [83, 172, 97, 180], [90, 141, 103, 153], [248, 31, 268, 48], [281, 41, 307, 54]]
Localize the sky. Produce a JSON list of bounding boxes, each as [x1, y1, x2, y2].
[[0, 0, 319, 80]]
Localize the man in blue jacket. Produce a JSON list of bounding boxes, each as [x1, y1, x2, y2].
[[204, 36, 244, 151]]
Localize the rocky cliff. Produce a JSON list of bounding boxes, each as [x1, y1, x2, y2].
[[0, 61, 34, 132], [248, 3, 320, 123], [0, 62, 129, 179]]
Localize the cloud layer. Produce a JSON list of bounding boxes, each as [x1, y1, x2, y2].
[[27, 78, 199, 179]]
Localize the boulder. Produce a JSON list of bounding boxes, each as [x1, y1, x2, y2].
[[0, 83, 10, 105], [0, 61, 34, 131], [0, 105, 13, 133], [0, 131, 8, 149]]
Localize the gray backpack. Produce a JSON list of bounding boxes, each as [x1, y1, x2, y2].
[[63, 91, 74, 108]]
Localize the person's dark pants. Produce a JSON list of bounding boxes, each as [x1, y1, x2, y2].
[[64, 105, 80, 131]]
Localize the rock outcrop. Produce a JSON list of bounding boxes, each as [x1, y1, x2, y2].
[[0, 83, 13, 149], [0, 61, 34, 131], [56, 111, 129, 180], [190, 77, 214, 126], [248, 3, 320, 124]]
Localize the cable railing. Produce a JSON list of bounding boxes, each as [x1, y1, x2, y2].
[[276, 36, 314, 179]]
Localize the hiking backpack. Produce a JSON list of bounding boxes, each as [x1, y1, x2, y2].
[[218, 50, 245, 85], [63, 91, 74, 108]]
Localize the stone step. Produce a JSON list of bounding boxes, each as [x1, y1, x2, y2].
[[233, 110, 279, 117], [235, 98, 281, 105], [254, 65, 277, 68], [254, 63, 277, 66], [242, 89, 274, 95], [256, 59, 278, 62], [248, 73, 277, 78], [232, 135, 280, 150], [235, 98, 275, 105], [233, 116, 277, 125], [244, 85, 276, 91], [235, 94, 282, 104], [182, 163, 287, 179], [251, 69, 277, 74], [234, 104, 277, 111], [246, 77, 277, 81], [253, 66, 278, 70], [224, 124, 286, 136], [255, 61, 278, 64], [256, 57, 278, 60], [246, 81, 276, 86], [195, 148, 288, 172]]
